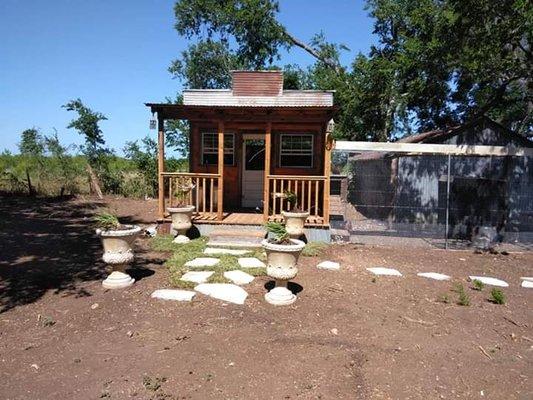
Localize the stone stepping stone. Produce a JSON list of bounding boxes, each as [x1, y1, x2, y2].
[[204, 247, 250, 256], [184, 257, 220, 268], [317, 261, 340, 270], [224, 270, 254, 285], [367, 267, 403, 277], [194, 283, 248, 305], [417, 272, 451, 281], [181, 271, 214, 284], [151, 289, 195, 302], [520, 278, 533, 288], [469, 276, 509, 288], [238, 257, 266, 269]]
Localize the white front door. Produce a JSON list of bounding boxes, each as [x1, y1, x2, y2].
[[242, 134, 265, 208]]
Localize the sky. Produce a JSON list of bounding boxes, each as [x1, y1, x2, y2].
[[0, 0, 377, 155]]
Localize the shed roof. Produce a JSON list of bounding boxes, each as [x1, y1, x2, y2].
[[182, 89, 334, 108]]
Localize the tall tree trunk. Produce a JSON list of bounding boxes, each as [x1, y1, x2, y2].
[[25, 168, 35, 197], [86, 164, 103, 199]]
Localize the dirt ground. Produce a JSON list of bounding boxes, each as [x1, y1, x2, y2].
[[0, 195, 532, 400]]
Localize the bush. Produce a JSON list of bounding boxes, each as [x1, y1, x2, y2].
[[490, 289, 506, 304]]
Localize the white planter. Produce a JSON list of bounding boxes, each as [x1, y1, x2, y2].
[[261, 238, 305, 305], [282, 211, 310, 238], [167, 205, 195, 241], [96, 225, 141, 289]]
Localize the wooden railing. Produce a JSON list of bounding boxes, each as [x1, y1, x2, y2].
[[265, 175, 329, 225], [161, 172, 222, 220]]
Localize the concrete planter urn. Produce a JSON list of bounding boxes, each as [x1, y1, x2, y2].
[[282, 210, 310, 238], [261, 238, 306, 305], [167, 205, 195, 243], [96, 225, 141, 289]]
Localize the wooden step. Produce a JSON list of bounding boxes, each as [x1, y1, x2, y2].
[[208, 228, 266, 249]]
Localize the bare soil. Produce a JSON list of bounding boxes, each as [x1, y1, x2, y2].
[[0, 195, 532, 400]]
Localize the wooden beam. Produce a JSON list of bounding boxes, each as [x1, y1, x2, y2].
[[323, 128, 333, 226], [334, 141, 533, 157], [217, 120, 224, 220], [157, 116, 165, 220], [263, 121, 272, 221]]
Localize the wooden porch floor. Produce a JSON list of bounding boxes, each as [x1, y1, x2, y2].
[[170, 212, 327, 226]]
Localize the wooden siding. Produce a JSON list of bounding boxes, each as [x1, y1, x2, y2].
[[232, 71, 283, 97], [189, 121, 326, 209]]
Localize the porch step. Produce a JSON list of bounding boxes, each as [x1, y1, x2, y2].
[[207, 229, 266, 249]]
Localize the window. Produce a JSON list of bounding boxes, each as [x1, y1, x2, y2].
[[279, 134, 313, 167], [201, 132, 234, 165]]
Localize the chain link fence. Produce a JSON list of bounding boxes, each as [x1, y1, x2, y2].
[[330, 151, 533, 250]]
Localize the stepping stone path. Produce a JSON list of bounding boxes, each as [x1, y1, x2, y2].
[[367, 267, 403, 277], [204, 248, 250, 256], [417, 272, 451, 281], [238, 257, 266, 269], [520, 277, 533, 288], [195, 283, 248, 305], [181, 271, 214, 284], [151, 289, 195, 302], [469, 276, 509, 288], [224, 270, 254, 285], [184, 257, 220, 268], [317, 261, 340, 270]]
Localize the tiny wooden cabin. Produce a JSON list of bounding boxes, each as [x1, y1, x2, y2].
[[147, 70, 335, 227]]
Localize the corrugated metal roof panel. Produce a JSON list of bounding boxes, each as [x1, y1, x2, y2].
[[183, 90, 334, 107]]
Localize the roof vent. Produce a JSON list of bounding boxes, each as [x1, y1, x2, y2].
[[232, 70, 283, 96]]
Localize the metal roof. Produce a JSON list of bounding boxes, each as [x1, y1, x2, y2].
[[182, 89, 334, 108]]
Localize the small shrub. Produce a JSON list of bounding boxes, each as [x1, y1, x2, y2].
[[265, 221, 289, 243], [453, 283, 470, 306], [490, 288, 506, 304], [142, 375, 167, 392], [472, 279, 485, 291], [438, 293, 450, 304], [94, 212, 120, 230], [302, 241, 328, 257]]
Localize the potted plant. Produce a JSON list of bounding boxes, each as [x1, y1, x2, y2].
[[94, 212, 141, 289], [281, 190, 310, 238], [261, 222, 305, 305], [167, 178, 195, 243]]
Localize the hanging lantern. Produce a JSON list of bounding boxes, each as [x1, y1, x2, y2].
[[149, 114, 156, 130]]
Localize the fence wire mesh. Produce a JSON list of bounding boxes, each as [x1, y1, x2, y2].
[[330, 151, 533, 250]]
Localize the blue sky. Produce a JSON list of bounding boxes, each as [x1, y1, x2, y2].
[[0, 0, 376, 155]]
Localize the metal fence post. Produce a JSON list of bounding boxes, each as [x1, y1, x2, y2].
[[445, 154, 451, 250]]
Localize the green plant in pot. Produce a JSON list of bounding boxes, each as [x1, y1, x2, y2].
[[167, 178, 195, 243], [94, 211, 141, 289], [281, 190, 310, 238], [261, 221, 306, 305]]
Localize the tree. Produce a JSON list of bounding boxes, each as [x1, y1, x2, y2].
[[63, 99, 109, 197], [124, 136, 159, 196], [171, 0, 532, 140], [19, 128, 44, 156], [44, 131, 79, 196]]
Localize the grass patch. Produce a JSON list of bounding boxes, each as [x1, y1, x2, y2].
[[490, 288, 506, 304], [152, 235, 267, 286], [301, 241, 329, 257], [437, 293, 450, 304], [453, 283, 471, 306], [472, 279, 485, 291]]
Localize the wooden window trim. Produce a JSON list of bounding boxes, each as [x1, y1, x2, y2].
[[201, 132, 235, 166], [279, 133, 314, 168]]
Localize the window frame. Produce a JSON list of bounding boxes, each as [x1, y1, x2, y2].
[[279, 133, 314, 168], [201, 132, 235, 166]]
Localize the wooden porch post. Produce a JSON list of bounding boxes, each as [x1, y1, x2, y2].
[[217, 120, 224, 220], [263, 121, 272, 221], [323, 119, 334, 225], [157, 115, 165, 220]]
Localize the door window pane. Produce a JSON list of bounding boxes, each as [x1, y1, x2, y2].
[[245, 139, 265, 170]]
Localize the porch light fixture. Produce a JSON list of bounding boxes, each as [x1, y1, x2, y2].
[[149, 113, 156, 130]]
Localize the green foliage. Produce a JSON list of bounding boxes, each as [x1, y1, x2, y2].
[[453, 283, 471, 306], [472, 279, 485, 291], [265, 221, 289, 243], [490, 288, 506, 305], [19, 128, 45, 156], [124, 136, 158, 197], [173, 177, 194, 206], [171, 0, 532, 139], [93, 212, 120, 231], [301, 241, 328, 257], [283, 190, 298, 210]]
